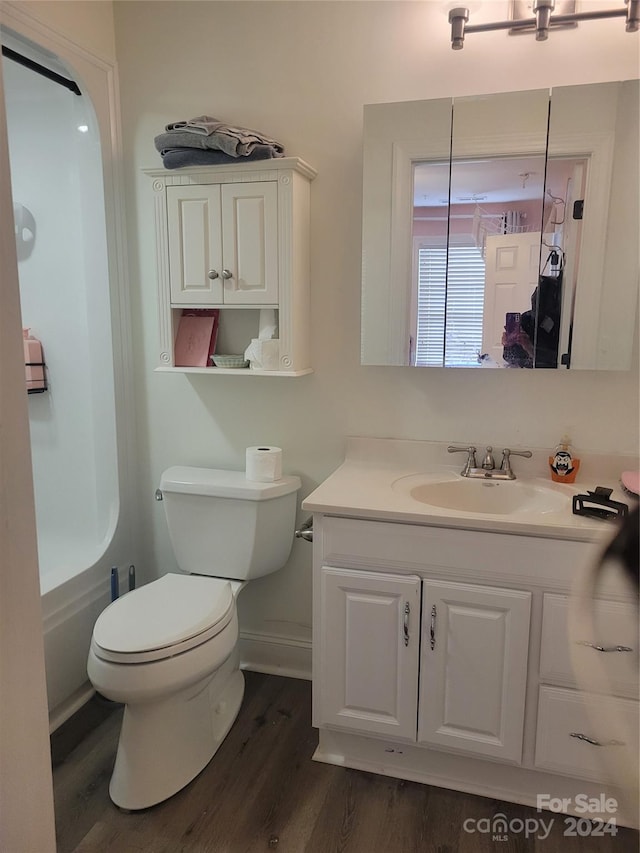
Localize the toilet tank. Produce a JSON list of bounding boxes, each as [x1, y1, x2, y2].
[[159, 467, 301, 580]]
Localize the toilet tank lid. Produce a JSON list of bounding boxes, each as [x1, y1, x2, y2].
[[160, 466, 301, 500]]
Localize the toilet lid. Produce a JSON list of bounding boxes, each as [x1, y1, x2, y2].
[[93, 574, 234, 662]]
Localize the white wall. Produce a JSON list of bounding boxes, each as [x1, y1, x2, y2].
[[4, 0, 116, 62], [113, 1, 639, 662]]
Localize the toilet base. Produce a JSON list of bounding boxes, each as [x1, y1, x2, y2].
[[109, 654, 244, 810]]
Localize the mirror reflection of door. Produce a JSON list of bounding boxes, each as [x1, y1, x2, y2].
[[412, 153, 586, 368], [483, 230, 542, 364]]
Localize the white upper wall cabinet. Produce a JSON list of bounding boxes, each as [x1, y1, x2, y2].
[[167, 181, 279, 306], [146, 158, 316, 376]]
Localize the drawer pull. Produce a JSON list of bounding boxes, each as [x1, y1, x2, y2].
[[578, 641, 633, 653], [570, 732, 625, 747], [430, 605, 437, 650], [403, 602, 410, 647]]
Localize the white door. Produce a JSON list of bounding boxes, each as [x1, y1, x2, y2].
[[482, 231, 541, 363], [318, 567, 421, 741], [221, 181, 279, 305], [418, 579, 531, 763], [557, 162, 586, 367], [167, 185, 224, 304]]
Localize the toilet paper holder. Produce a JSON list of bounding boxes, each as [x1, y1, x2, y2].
[[295, 516, 313, 542]]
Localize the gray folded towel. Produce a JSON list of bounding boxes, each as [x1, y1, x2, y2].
[[156, 116, 284, 158], [161, 145, 283, 170], [165, 116, 226, 136]]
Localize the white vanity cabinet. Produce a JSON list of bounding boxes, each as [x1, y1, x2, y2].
[[309, 512, 638, 826], [146, 158, 316, 375]]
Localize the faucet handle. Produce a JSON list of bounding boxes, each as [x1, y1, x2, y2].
[[448, 444, 476, 457], [500, 448, 533, 478], [502, 448, 533, 460], [448, 445, 477, 473]]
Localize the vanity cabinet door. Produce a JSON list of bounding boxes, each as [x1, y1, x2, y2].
[[167, 184, 224, 304], [317, 566, 421, 741], [418, 580, 531, 764]]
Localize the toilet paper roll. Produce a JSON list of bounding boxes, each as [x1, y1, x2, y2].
[[246, 446, 283, 482]]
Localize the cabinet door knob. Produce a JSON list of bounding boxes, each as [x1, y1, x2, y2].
[[403, 602, 410, 647], [221, 269, 233, 279], [208, 269, 219, 280]]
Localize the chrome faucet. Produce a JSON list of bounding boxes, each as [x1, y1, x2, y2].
[[481, 446, 495, 470], [448, 444, 532, 480]]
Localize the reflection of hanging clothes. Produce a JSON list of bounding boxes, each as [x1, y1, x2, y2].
[[520, 271, 562, 368]]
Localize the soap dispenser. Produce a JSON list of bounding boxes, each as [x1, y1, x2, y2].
[[549, 435, 580, 484]]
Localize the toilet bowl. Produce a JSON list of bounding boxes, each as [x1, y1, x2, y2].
[[87, 467, 300, 810]]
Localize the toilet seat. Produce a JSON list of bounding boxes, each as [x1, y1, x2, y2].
[[92, 573, 235, 664]]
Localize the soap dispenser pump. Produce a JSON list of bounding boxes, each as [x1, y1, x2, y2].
[[549, 435, 580, 484]]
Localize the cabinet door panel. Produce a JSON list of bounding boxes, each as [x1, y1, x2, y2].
[[222, 182, 278, 304], [318, 567, 420, 741], [418, 580, 531, 763], [167, 185, 223, 303]]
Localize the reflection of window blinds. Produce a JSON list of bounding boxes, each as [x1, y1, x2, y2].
[[416, 245, 486, 367]]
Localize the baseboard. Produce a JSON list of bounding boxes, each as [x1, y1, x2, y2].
[[239, 630, 311, 680], [49, 683, 96, 734]]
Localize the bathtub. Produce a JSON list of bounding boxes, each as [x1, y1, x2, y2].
[[40, 533, 128, 732]]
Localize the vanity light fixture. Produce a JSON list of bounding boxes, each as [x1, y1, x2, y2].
[[449, 0, 639, 49]]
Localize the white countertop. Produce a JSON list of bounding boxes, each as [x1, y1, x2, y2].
[[302, 438, 638, 543]]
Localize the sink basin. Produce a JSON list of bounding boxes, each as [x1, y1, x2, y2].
[[393, 475, 569, 516]]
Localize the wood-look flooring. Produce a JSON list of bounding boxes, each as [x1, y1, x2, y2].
[[52, 672, 638, 853]]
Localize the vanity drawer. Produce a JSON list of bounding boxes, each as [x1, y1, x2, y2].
[[540, 594, 638, 697], [535, 685, 639, 782]]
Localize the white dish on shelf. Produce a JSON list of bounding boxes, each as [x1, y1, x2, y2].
[[210, 355, 249, 369]]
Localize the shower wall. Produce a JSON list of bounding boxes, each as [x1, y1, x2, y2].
[[3, 53, 118, 593]]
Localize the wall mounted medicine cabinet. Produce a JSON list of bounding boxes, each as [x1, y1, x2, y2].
[[146, 157, 316, 376], [361, 80, 639, 370]]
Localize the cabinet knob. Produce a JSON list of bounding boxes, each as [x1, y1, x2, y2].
[[221, 269, 233, 280], [208, 269, 219, 280]]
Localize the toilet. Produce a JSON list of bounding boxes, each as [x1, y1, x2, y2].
[[87, 466, 300, 810]]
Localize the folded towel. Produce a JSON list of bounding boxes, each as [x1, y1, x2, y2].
[[165, 116, 226, 136], [161, 145, 284, 170], [156, 116, 284, 158]]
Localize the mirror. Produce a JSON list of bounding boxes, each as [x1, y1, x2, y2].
[[361, 80, 639, 370]]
